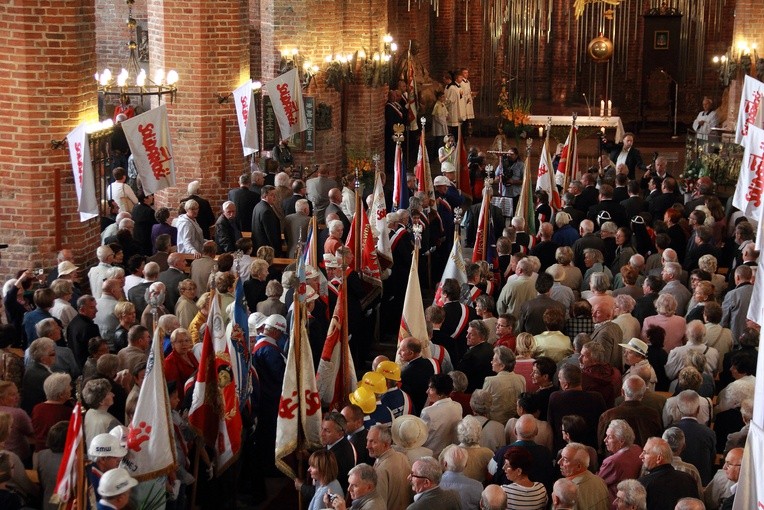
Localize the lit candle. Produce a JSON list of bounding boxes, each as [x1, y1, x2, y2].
[[539, 126, 544, 137], [600, 127, 605, 135], [600, 100, 605, 117], [607, 100, 612, 117]]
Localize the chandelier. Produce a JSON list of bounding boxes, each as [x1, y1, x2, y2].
[[94, 0, 178, 103]]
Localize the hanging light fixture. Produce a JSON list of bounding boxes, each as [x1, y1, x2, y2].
[[95, 0, 178, 103]]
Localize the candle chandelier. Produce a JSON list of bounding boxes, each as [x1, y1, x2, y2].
[[95, 0, 178, 104]]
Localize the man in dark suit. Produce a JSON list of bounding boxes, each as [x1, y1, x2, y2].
[[638, 437, 700, 510], [649, 179, 683, 224], [179, 180, 215, 238], [561, 192, 585, 232], [342, 404, 372, 466], [157, 253, 187, 314], [21, 337, 55, 413], [456, 320, 495, 392], [326, 188, 351, 241], [674, 390, 716, 485], [407, 457, 462, 510], [282, 179, 313, 217], [587, 184, 628, 227], [306, 164, 337, 225], [296, 411, 356, 497], [283, 198, 311, 258], [612, 173, 629, 203], [547, 364, 607, 451], [602, 132, 645, 180], [228, 173, 260, 233], [490, 414, 555, 492], [214, 201, 242, 254], [621, 181, 646, 220], [251, 185, 284, 257], [517, 273, 566, 335], [127, 261, 161, 317], [574, 173, 600, 214], [66, 295, 102, 367], [633, 275, 664, 325], [399, 336, 438, 415]]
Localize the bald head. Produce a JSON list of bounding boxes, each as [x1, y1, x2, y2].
[[167, 252, 186, 270], [515, 414, 538, 440], [674, 498, 705, 510], [328, 188, 342, 204], [480, 485, 507, 510]]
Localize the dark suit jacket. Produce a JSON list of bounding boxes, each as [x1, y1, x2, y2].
[[214, 214, 241, 254], [251, 201, 284, 256], [67, 314, 101, 366], [465, 201, 504, 248], [128, 281, 151, 317], [347, 428, 372, 466], [228, 186, 260, 233], [638, 464, 699, 510], [401, 356, 436, 415], [575, 186, 600, 213], [158, 267, 187, 313], [621, 196, 646, 221], [633, 292, 659, 325], [131, 203, 158, 256], [325, 203, 351, 241], [648, 193, 683, 225], [457, 342, 494, 393], [21, 362, 51, 413], [676, 417, 716, 485], [407, 486, 461, 510], [604, 143, 645, 179], [562, 205, 585, 232], [612, 186, 629, 204], [282, 193, 313, 217], [518, 294, 566, 335], [548, 389, 607, 451], [587, 199, 628, 227]]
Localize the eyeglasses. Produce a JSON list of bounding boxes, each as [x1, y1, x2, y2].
[[724, 461, 741, 467], [409, 473, 428, 479]]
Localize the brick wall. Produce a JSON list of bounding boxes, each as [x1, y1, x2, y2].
[[0, 0, 100, 279]]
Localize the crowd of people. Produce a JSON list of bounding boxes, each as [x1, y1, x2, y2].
[[0, 118, 758, 510]]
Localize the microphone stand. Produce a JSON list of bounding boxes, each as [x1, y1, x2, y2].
[[660, 69, 679, 139], [582, 93, 592, 118]]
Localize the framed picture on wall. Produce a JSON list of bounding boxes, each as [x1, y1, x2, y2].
[[654, 30, 669, 50]]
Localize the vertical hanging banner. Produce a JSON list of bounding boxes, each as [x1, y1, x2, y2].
[[732, 125, 764, 223], [735, 75, 764, 146], [66, 124, 98, 222], [233, 80, 260, 156], [122, 104, 176, 194], [263, 68, 308, 139]]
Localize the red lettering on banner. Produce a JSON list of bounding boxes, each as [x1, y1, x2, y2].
[[304, 390, 321, 416], [138, 122, 172, 180], [74, 142, 84, 186], [744, 152, 764, 207], [278, 391, 299, 419], [240, 95, 249, 125], [538, 164, 548, 177], [743, 90, 762, 136], [277, 83, 299, 126]]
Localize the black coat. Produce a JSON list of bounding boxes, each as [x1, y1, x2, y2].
[[228, 186, 260, 233], [251, 201, 284, 256]]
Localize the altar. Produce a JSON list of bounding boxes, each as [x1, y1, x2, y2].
[[527, 115, 626, 143]]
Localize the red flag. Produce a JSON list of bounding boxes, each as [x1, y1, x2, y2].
[[345, 205, 382, 288], [406, 52, 418, 130], [316, 282, 357, 410], [472, 187, 491, 263], [455, 124, 472, 199], [536, 133, 561, 211], [392, 140, 408, 210], [53, 403, 83, 510], [188, 292, 242, 474], [556, 123, 579, 193], [414, 127, 434, 202]]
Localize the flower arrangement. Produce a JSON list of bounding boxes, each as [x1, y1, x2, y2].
[[346, 149, 378, 193], [682, 136, 743, 187], [497, 80, 533, 142], [325, 61, 354, 93]]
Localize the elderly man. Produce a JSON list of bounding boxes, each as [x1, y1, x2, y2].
[[659, 262, 692, 316], [190, 240, 217, 293], [420, 374, 462, 457], [721, 265, 754, 342], [590, 301, 623, 369], [67, 295, 100, 367], [127, 261, 161, 316], [94, 279, 122, 347], [405, 456, 461, 509], [306, 164, 337, 224], [176, 199, 206, 256], [597, 419, 643, 503], [284, 198, 311, 258], [665, 321, 719, 380], [439, 445, 483, 510], [367, 424, 413, 510], [21, 337, 56, 412], [572, 219, 605, 271], [399, 337, 437, 415], [482, 346, 525, 423], [662, 427, 704, 496], [597, 375, 662, 448], [480, 485, 507, 510], [517, 273, 566, 335], [497, 258, 537, 318], [457, 320, 495, 392], [214, 201, 242, 254], [28, 318, 79, 377], [614, 479, 647, 510], [558, 442, 609, 510], [157, 253, 188, 314], [551, 479, 578, 510], [675, 498, 706, 510], [489, 414, 555, 491], [326, 188, 351, 241], [116, 324, 149, 375], [251, 184, 284, 256], [325, 463, 386, 510], [88, 245, 114, 299], [716, 448, 744, 510], [638, 437, 699, 510], [692, 97, 719, 140], [673, 390, 716, 485]]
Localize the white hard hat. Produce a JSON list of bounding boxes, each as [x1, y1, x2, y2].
[[248, 312, 267, 333], [97, 467, 138, 498], [109, 425, 129, 449], [264, 314, 287, 332], [88, 433, 128, 459]]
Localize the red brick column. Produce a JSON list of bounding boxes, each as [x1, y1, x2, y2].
[[147, 0, 250, 210], [0, 0, 100, 279]]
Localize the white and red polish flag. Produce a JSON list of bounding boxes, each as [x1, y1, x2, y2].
[[264, 68, 308, 139], [123, 323, 176, 480], [233, 80, 260, 156], [735, 75, 764, 146], [536, 133, 561, 211], [66, 124, 98, 222], [122, 104, 176, 194], [52, 402, 83, 509], [732, 125, 764, 224]]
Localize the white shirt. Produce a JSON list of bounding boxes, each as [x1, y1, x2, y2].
[[692, 109, 719, 140]]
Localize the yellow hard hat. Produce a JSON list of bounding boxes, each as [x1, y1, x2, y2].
[[376, 360, 401, 381], [349, 386, 376, 414], [359, 371, 387, 395]]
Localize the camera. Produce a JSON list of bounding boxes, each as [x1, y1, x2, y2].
[[34, 268, 44, 276]]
